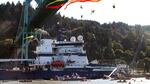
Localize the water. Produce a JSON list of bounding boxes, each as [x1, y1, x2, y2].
[[0, 78, 149, 84]]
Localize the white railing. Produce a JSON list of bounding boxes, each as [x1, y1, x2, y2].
[[0, 59, 35, 62]]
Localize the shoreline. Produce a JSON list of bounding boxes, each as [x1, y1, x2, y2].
[[0, 78, 149, 84]]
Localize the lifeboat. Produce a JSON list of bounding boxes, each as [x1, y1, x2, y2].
[[51, 60, 65, 67]]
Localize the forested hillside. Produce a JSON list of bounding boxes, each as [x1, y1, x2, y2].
[[0, 2, 150, 70], [0, 2, 34, 58], [43, 15, 150, 70], [0, 2, 23, 58]]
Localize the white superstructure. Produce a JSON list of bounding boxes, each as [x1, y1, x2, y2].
[[36, 39, 53, 54], [34, 36, 89, 68]]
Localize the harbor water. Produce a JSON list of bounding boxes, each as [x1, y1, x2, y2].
[[0, 78, 149, 84]]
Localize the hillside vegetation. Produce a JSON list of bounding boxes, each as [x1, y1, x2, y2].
[[0, 2, 149, 71]]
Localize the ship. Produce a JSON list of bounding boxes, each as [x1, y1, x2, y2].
[[0, 35, 116, 80]]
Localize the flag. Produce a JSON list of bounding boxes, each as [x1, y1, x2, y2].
[[65, 0, 102, 9], [46, 0, 102, 9], [46, 0, 65, 9], [69, 0, 101, 2], [46, 3, 65, 9], [47, 0, 64, 6]]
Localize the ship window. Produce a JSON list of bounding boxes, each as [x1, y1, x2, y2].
[[53, 48, 58, 53], [40, 40, 44, 45]]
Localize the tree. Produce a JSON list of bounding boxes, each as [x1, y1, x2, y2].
[[123, 50, 134, 64], [112, 41, 123, 51]]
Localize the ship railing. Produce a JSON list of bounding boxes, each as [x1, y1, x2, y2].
[[0, 59, 35, 62]]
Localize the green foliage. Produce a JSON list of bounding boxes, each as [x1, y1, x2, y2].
[[45, 14, 150, 66], [0, 2, 150, 71], [0, 2, 24, 58]]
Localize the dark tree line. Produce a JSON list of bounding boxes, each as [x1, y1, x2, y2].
[[0, 3, 149, 71], [0, 2, 22, 58], [43, 14, 150, 71]]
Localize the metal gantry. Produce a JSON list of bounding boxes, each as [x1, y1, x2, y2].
[[19, 0, 67, 60], [21, 0, 45, 60], [0, 0, 67, 62], [21, 0, 32, 60]]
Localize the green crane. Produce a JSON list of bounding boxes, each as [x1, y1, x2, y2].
[[15, 0, 68, 61]]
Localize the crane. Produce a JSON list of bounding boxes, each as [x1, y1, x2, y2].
[[15, 0, 45, 61], [15, 0, 68, 61]]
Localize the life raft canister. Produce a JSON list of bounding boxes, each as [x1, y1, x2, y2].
[[51, 60, 65, 67]]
